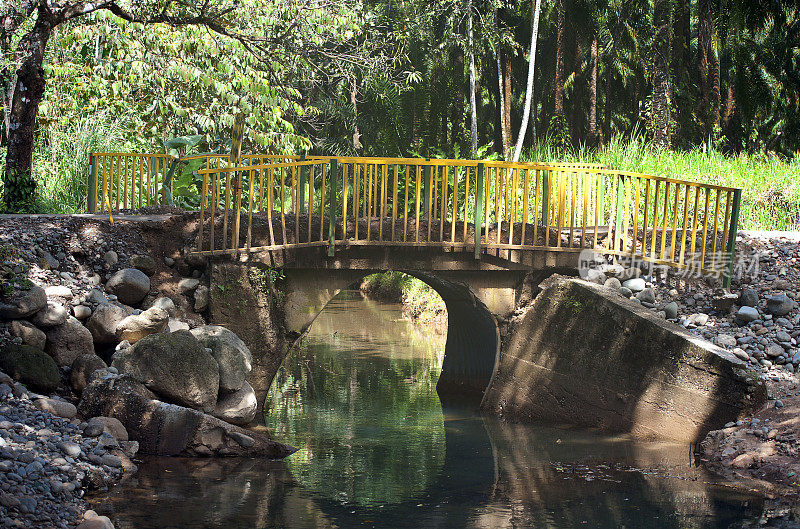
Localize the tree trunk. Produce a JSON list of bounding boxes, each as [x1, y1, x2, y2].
[[467, 0, 478, 155], [3, 7, 52, 211], [502, 51, 512, 158], [711, 39, 721, 132], [589, 36, 599, 146], [512, 0, 542, 162], [554, 0, 565, 117], [651, 0, 672, 150], [350, 78, 362, 151], [496, 54, 507, 156], [697, 0, 713, 137]]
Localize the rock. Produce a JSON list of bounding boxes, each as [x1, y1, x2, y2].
[[766, 343, 785, 358], [164, 256, 175, 267], [70, 354, 108, 393], [31, 301, 68, 328], [735, 306, 760, 325], [0, 284, 46, 319], [212, 381, 257, 425], [112, 330, 220, 412], [58, 441, 81, 458], [618, 286, 633, 298], [190, 325, 252, 393], [45, 285, 73, 299], [78, 374, 294, 457], [34, 397, 77, 419], [144, 296, 177, 317], [115, 307, 169, 344], [712, 293, 739, 312], [76, 514, 114, 529], [715, 335, 737, 348], [622, 278, 645, 293], [766, 294, 796, 316], [9, 320, 46, 350], [661, 302, 679, 320], [130, 254, 157, 276], [776, 330, 792, 343], [86, 303, 132, 344], [86, 287, 108, 305], [88, 416, 128, 442], [688, 313, 709, 327], [103, 250, 119, 267], [603, 278, 622, 291], [584, 269, 606, 285], [739, 289, 759, 308], [0, 344, 60, 393], [39, 250, 59, 270], [105, 268, 151, 305], [178, 278, 200, 293], [732, 348, 749, 361], [167, 318, 190, 332], [194, 285, 209, 312], [73, 305, 92, 320], [635, 288, 655, 304]]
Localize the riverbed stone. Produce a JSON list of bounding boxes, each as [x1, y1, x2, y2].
[[70, 354, 108, 393], [190, 325, 252, 393], [78, 374, 295, 457], [739, 289, 759, 307], [603, 277, 621, 291], [44, 285, 73, 299], [115, 307, 169, 344], [0, 344, 60, 393], [86, 303, 132, 344], [105, 268, 150, 305], [735, 306, 760, 325], [766, 294, 797, 316], [44, 316, 94, 366], [33, 397, 77, 419], [77, 515, 115, 529], [661, 301, 679, 320], [194, 285, 209, 312], [31, 301, 68, 328], [130, 254, 157, 276], [73, 304, 92, 320], [9, 320, 46, 350], [143, 296, 177, 317], [112, 330, 220, 412], [88, 416, 128, 442], [212, 381, 257, 425], [178, 278, 200, 293], [0, 284, 46, 319], [635, 287, 655, 304], [622, 278, 645, 293]]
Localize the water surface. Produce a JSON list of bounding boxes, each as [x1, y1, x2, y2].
[[96, 291, 783, 528]]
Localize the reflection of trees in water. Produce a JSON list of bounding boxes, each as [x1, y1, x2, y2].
[[265, 295, 447, 507]]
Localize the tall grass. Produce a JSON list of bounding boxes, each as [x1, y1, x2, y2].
[[523, 134, 800, 231], [0, 112, 137, 213]]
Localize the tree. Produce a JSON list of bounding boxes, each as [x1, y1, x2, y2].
[[467, 0, 478, 154], [512, 0, 542, 162], [651, 0, 672, 150]]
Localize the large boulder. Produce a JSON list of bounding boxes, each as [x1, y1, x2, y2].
[[115, 307, 169, 344], [0, 344, 60, 393], [112, 330, 220, 412], [9, 320, 46, 350], [0, 284, 46, 319], [212, 381, 257, 426], [105, 268, 150, 305], [482, 275, 767, 443], [190, 326, 252, 393], [78, 374, 295, 458], [85, 303, 132, 344], [30, 301, 68, 328], [70, 354, 108, 394], [44, 316, 94, 366], [142, 297, 177, 318]]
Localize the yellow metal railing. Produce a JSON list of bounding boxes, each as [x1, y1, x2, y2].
[[91, 153, 742, 282]]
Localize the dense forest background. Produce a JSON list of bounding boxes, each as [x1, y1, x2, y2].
[[1, 0, 799, 227]]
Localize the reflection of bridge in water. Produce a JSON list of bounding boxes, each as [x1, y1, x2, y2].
[[100, 407, 766, 529]]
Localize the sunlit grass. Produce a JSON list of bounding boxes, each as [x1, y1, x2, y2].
[[523, 134, 800, 231]]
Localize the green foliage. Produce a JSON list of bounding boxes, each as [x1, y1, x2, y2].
[[248, 266, 285, 302]]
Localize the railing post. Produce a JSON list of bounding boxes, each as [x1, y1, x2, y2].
[[614, 173, 625, 251], [328, 158, 339, 257], [474, 163, 485, 260], [88, 154, 97, 213], [422, 158, 431, 217], [723, 188, 742, 289], [298, 153, 307, 213], [541, 170, 550, 226]]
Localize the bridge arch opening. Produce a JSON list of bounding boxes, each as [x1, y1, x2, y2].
[[280, 269, 500, 402]]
